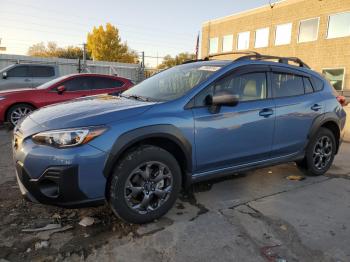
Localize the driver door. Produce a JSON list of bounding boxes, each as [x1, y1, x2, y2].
[[40, 76, 93, 107], [191, 66, 275, 175]]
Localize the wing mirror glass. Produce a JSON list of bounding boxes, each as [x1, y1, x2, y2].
[[2, 72, 7, 79], [57, 85, 66, 94]]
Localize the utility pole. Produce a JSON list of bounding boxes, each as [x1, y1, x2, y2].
[[141, 51, 145, 69], [0, 39, 6, 53], [82, 43, 87, 71]]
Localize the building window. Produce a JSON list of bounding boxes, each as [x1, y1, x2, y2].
[[255, 27, 269, 48], [275, 23, 292, 46], [322, 68, 345, 90], [327, 12, 350, 39], [298, 18, 319, 43], [237, 31, 250, 50], [222, 35, 233, 52], [209, 37, 219, 54]]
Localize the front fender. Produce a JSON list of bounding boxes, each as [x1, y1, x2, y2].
[[102, 124, 192, 182]]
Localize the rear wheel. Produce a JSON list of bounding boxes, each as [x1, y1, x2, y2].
[[296, 127, 336, 176], [6, 104, 35, 127], [108, 145, 182, 224]]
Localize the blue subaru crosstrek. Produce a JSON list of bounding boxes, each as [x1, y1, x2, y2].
[[13, 53, 347, 224]]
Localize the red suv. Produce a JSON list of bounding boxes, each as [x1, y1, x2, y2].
[[0, 73, 133, 126]]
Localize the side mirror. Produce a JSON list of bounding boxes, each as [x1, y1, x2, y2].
[[206, 92, 239, 106], [205, 92, 239, 113], [2, 72, 7, 79], [57, 85, 66, 94]]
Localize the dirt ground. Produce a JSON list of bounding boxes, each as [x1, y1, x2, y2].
[[0, 106, 349, 262]]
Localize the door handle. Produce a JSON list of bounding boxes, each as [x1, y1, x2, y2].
[[259, 108, 273, 118], [24, 79, 31, 82], [311, 104, 322, 111]]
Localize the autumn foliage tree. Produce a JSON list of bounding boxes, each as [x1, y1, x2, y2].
[[87, 23, 138, 63], [27, 42, 88, 59], [157, 53, 196, 69]]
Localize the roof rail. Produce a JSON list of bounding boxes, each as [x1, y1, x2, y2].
[[184, 51, 310, 69], [234, 52, 310, 69], [182, 57, 209, 64]]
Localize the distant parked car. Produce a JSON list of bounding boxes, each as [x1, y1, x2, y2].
[[0, 64, 59, 90], [0, 73, 133, 126]]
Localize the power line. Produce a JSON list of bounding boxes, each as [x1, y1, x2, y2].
[[0, 12, 195, 42], [1, 1, 195, 39]]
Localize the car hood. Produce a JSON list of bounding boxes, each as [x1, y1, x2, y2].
[[20, 94, 156, 135], [0, 88, 35, 95]]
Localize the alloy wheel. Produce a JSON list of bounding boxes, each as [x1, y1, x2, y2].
[[312, 136, 333, 170], [10, 107, 32, 126], [124, 161, 173, 214]]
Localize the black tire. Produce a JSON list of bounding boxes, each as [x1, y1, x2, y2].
[[296, 127, 336, 176], [6, 103, 35, 127], [108, 145, 182, 224]]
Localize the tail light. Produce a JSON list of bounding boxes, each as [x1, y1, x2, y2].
[[336, 95, 347, 107]]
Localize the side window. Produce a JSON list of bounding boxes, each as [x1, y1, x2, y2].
[[312, 77, 324, 92], [63, 77, 92, 91], [29, 66, 55, 77], [92, 77, 124, 90], [303, 77, 314, 94], [7, 66, 30, 77], [272, 73, 304, 98], [194, 72, 267, 106]]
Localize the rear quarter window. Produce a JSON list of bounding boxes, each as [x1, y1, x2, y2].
[[311, 77, 324, 92]]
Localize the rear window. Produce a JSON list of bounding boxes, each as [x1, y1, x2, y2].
[[29, 66, 55, 77]]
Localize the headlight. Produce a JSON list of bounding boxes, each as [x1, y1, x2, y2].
[[0, 96, 5, 101], [32, 126, 108, 148]]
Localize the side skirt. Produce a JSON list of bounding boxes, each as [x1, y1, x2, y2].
[[191, 151, 305, 183]]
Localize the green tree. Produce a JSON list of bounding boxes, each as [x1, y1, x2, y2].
[[27, 42, 89, 59], [157, 53, 196, 69], [87, 23, 138, 63]]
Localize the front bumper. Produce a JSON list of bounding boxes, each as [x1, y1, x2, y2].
[[15, 163, 105, 207], [13, 128, 109, 208]]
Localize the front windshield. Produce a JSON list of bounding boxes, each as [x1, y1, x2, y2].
[[123, 63, 224, 101], [35, 75, 71, 89]]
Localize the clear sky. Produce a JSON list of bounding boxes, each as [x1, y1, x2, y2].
[[0, 0, 269, 66]]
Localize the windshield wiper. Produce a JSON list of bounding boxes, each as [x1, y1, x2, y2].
[[120, 94, 150, 102]]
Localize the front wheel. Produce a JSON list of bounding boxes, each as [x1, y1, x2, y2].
[[296, 127, 336, 176], [108, 145, 182, 224], [6, 104, 35, 127]]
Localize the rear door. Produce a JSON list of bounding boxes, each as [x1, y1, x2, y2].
[[29, 66, 56, 87], [270, 67, 324, 157], [88, 76, 127, 95]]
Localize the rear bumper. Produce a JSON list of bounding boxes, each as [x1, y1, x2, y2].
[[15, 162, 105, 208]]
